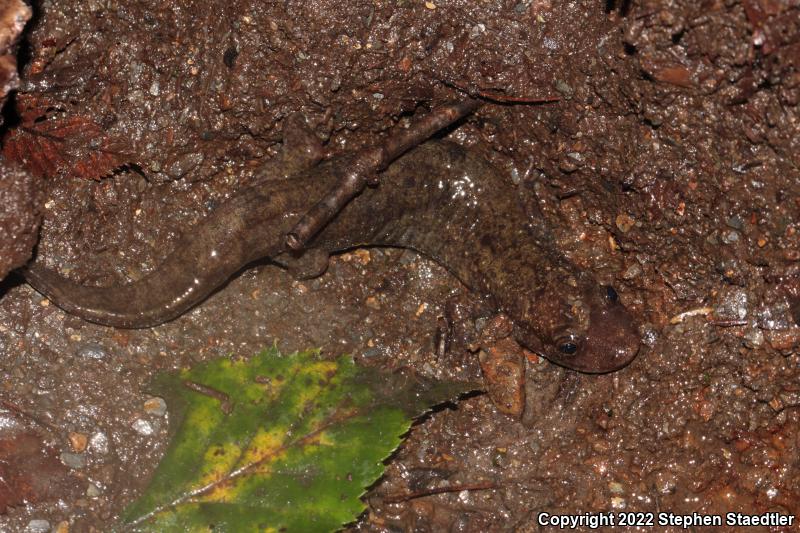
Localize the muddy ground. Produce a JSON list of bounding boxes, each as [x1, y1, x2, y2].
[[0, 0, 799, 531]]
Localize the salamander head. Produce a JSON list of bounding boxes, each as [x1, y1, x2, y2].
[[526, 277, 641, 373]]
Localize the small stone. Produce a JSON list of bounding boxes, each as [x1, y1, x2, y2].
[[469, 23, 485, 38], [478, 337, 525, 419], [554, 79, 573, 98], [714, 287, 749, 321], [25, 520, 50, 533], [424, 1, 436, 8], [726, 215, 744, 230], [641, 324, 659, 347], [60, 451, 86, 469], [69, 432, 88, 453], [721, 230, 740, 243], [615, 214, 635, 233], [608, 481, 625, 494], [353, 249, 371, 265], [89, 432, 109, 454], [86, 482, 102, 497], [362, 347, 382, 359], [743, 328, 764, 348], [754, 302, 793, 330], [622, 262, 642, 280], [365, 296, 380, 310], [769, 397, 783, 412], [132, 419, 154, 436], [144, 397, 167, 416], [76, 342, 108, 360], [54, 521, 69, 533]]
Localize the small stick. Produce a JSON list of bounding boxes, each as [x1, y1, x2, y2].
[[183, 380, 233, 415], [473, 90, 560, 104], [286, 99, 482, 250], [709, 320, 748, 327], [0, 399, 57, 432], [384, 481, 497, 504]]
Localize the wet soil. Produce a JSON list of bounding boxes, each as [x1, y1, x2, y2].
[[1, 0, 799, 531]]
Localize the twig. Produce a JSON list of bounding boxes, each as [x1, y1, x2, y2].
[[183, 380, 233, 415], [384, 481, 497, 504], [286, 99, 482, 250], [0, 399, 57, 432]]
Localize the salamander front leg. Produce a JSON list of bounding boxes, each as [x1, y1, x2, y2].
[[254, 112, 324, 181]]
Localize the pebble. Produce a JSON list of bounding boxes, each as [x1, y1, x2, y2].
[[69, 432, 88, 453], [714, 288, 749, 320], [554, 79, 573, 98], [365, 296, 381, 310], [89, 431, 109, 454], [132, 418, 154, 436], [60, 451, 86, 469], [726, 215, 744, 230], [362, 347, 382, 359], [469, 23, 485, 39], [754, 302, 793, 330], [721, 230, 740, 243], [76, 342, 108, 360], [86, 482, 102, 497], [641, 324, 659, 347], [608, 481, 625, 494], [615, 214, 636, 233], [622, 262, 642, 280], [352, 249, 371, 265], [25, 520, 50, 533], [743, 328, 764, 348], [143, 397, 167, 416]]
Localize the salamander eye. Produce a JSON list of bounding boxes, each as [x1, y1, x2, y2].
[[605, 285, 619, 303], [557, 335, 580, 356]]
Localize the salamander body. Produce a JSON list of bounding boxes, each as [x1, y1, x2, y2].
[[25, 141, 640, 372]]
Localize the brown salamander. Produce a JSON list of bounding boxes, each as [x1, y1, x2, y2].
[[24, 141, 640, 373]]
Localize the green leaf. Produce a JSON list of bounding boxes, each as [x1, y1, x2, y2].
[[122, 347, 474, 532]]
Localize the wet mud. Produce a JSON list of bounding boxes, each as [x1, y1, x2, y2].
[[0, 0, 799, 531]]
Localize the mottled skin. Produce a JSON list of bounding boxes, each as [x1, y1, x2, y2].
[[25, 141, 640, 372]]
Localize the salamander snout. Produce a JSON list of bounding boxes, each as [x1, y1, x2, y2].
[[544, 283, 641, 373]]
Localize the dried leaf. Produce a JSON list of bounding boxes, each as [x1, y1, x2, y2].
[[2, 94, 124, 180], [0, 431, 80, 513]]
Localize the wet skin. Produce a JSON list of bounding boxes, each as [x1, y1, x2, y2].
[[24, 141, 640, 373]]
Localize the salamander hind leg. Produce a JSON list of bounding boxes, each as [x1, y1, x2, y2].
[[273, 248, 330, 280]]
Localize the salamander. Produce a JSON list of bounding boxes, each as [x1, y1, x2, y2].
[[24, 140, 640, 373]]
